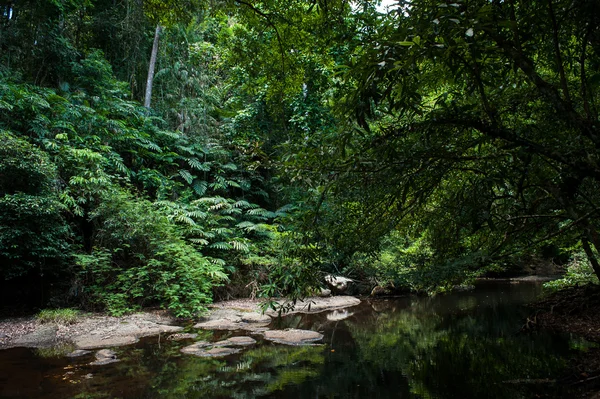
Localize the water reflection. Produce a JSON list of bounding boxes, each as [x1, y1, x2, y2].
[[0, 282, 589, 398]]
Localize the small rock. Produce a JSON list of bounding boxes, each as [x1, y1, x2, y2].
[[95, 349, 117, 359], [66, 349, 92, 358], [263, 329, 324, 346], [319, 288, 332, 297], [89, 358, 120, 366], [89, 349, 119, 366], [167, 333, 198, 341]]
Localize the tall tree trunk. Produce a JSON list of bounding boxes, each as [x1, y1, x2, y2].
[[144, 24, 161, 109]]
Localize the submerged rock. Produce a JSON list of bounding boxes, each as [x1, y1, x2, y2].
[[89, 349, 119, 366], [180, 341, 211, 355], [201, 347, 242, 357], [263, 329, 324, 345], [216, 336, 256, 347], [66, 349, 91, 358], [180, 336, 256, 357]]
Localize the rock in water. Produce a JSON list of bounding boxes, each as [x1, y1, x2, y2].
[[89, 349, 119, 366], [263, 329, 324, 345], [180, 336, 256, 357]]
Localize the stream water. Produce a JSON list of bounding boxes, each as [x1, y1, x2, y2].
[[0, 281, 594, 398]]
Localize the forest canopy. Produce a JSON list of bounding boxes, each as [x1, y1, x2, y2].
[[0, 0, 599, 315]]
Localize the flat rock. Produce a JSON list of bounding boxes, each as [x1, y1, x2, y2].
[[240, 313, 271, 324], [202, 347, 242, 357], [263, 329, 324, 345], [180, 336, 255, 357], [72, 322, 182, 349], [74, 335, 139, 350], [194, 310, 271, 331], [1, 311, 184, 351], [180, 341, 211, 354], [11, 324, 58, 348], [215, 336, 256, 347], [180, 342, 242, 358], [266, 296, 361, 316], [194, 319, 245, 330]]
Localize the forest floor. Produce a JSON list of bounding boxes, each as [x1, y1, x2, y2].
[[529, 284, 600, 398]]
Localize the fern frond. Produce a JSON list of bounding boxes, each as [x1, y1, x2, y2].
[[179, 169, 194, 184]]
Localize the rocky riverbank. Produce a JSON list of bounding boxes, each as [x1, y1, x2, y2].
[[0, 296, 360, 351]]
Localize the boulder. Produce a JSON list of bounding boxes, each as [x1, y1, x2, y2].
[[11, 324, 58, 348], [324, 275, 354, 294]]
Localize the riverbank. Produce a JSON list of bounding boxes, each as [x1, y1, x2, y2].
[[530, 284, 600, 398], [0, 296, 360, 351]]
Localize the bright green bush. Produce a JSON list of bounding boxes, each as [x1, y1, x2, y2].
[[36, 308, 80, 324], [544, 251, 599, 293], [76, 187, 227, 317]]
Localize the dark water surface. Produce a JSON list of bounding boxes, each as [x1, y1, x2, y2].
[[0, 281, 592, 398]]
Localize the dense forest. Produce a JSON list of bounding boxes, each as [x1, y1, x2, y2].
[[1, 0, 599, 317]]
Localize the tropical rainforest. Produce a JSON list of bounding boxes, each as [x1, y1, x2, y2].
[[1, 0, 599, 317]]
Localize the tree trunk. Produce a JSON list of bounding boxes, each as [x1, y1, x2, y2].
[[581, 237, 600, 280], [144, 24, 161, 109]]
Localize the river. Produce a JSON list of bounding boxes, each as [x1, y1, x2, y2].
[[0, 281, 593, 398]]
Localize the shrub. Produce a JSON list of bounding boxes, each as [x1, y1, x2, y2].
[[36, 308, 80, 324], [544, 251, 599, 293], [77, 187, 227, 317]]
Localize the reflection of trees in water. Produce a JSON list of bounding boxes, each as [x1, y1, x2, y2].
[[145, 343, 325, 398], [64, 285, 574, 399], [348, 299, 570, 399]]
